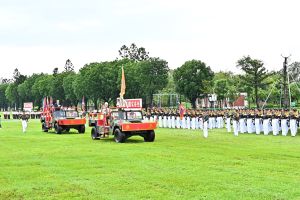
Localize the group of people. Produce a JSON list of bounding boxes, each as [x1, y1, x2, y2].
[[142, 107, 299, 137], [2, 111, 42, 120]]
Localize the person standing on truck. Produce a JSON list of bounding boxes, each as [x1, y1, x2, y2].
[[20, 111, 29, 133]]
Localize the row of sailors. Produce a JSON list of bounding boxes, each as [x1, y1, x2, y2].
[[231, 110, 299, 137], [142, 108, 299, 137], [2, 112, 42, 119], [142, 111, 222, 130]]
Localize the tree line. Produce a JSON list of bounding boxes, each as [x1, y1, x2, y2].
[[1, 43, 300, 110]]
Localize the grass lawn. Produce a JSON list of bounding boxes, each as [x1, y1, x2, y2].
[[0, 119, 299, 200]]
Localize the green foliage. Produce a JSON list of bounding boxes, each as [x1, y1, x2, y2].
[[137, 58, 169, 106], [63, 72, 77, 106], [118, 43, 149, 61], [237, 56, 271, 108], [5, 83, 19, 107], [32, 75, 54, 103], [0, 84, 9, 110], [173, 60, 214, 108], [0, 120, 300, 199]]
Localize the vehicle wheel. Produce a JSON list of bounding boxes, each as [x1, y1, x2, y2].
[[55, 124, 62, 134], [91, 127, 100, 140], [114, 128, 126, 143], [42, 122, 48, 132], [78, 125, 85, 134], [144, 130, 155, 142], [65, 128, 70, 132]]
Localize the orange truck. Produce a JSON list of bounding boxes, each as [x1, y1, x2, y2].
[[89, 105, 157, 143], [41, 108, 86, 134]]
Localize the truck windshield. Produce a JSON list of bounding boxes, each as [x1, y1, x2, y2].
[[53, 110, 65, 118], [66, 110, 78, 118], [126, 111, 142, 120]]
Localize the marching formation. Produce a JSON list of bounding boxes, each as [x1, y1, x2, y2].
[[143, 107, 299, 137]]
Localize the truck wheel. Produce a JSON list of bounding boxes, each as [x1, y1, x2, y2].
[[42, 122, 48, 132], [55, 124, 62, 134], [91, 127, 100, 140], [78, 125, 85, 134], [144, 130, 155, 142], [114, 128, 126, 143]]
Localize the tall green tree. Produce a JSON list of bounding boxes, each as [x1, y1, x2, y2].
[[5, 83, 19, 109], [0, 84, 9, 110], [237, 56, 271, 108], [173, 60, 214, 108], [63, 72, 78, 106], [288, 61, 300, 82], [118, 43, 149, 61], [137, 58, 169, 107]]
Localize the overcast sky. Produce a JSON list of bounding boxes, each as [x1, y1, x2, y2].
[[0, 0, 299, 79]]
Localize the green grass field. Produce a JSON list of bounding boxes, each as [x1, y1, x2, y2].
[[0, 119, 299, 200]]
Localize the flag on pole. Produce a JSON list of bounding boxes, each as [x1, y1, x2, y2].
[[82, 96, 85, 111], [120, 66, 126, 98], [43, 97, 47, 112], [179, 104, 185, 120]]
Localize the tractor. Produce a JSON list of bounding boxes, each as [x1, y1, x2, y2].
[[41, 108, 86, 134]]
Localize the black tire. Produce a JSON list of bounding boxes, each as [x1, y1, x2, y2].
[[78, 125, 85, 134], [65, 128, 70, 132], [91, 127, 100, 140], [55, 123, 62, 134], [144, 130, 155, 142], [114, 128, 126, 143], [42, 122, 48, 132]]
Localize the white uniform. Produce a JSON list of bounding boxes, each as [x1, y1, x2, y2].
[[176, 116, 181, 129], [263, 118, 270, 135], [199, 117, 203, 130], [167, 115, 171, 128], [226, 117, 231, 132], [239, 118, 246, 133], [171, 115, 176, 129], [272, 118, 279, 136], [163, 115, 167, 128], [255, 118, 261, 135], [233, 117, 239, 136], [209, 117, 213, 129], [247, 117, 253, 133], [21, 114, 28, 133], [290, 118, 297, 137], [191, 116, 196, 129], [281, 118, 288, 136], [186, 116, 191, 129], [182, 116, 186, 129], [158, 115, 163, 128], [203, 116, 208, 138]]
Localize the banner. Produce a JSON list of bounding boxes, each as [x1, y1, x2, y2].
[[24, 102, 33, 111], [125, 99, 142, 108]]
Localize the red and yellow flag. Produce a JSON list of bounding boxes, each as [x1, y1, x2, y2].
[[120, 66, 126, 98]]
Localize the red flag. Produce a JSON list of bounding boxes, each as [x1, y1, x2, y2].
[[43, 97, 47, 112], [179, 104, 185, 120]]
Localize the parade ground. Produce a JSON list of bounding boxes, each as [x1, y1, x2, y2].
[[0, 120, 299, 200]]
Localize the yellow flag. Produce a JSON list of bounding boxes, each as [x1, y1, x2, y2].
[[120, 66, 126, 98]]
